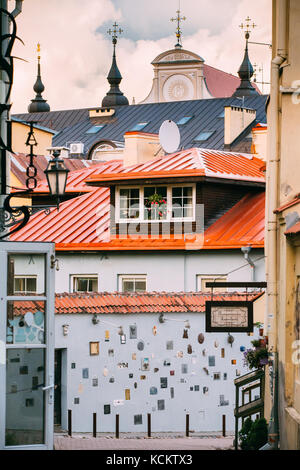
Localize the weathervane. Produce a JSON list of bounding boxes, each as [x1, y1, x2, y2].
[[107, 22, 123, 46], [239, 16, 257, 40], [170, 4, 186, 49]]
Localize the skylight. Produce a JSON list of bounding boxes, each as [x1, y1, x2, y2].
[[86, 125, 105, 134], [194, 131, 214, 141], [130, 122, 149, 131], [176, 116, 193, 125]]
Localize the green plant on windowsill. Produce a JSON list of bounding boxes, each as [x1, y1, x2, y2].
[[144, 194, 167, 219]]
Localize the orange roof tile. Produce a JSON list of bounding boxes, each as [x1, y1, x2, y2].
[[285, 221, 300, 236], [12, 186, 265, 250], [10, 153, 102, 190], [86, 148, 265, 186], [274, 194, 300, 214], [32, 159, 123, 194], [54, 291, 263, 315]]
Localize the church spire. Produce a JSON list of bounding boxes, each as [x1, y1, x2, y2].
[[28, 43, 50, 113], [170, 5, 186, 49], [232, 17, 259, 98], [102, 22, 129, 107]]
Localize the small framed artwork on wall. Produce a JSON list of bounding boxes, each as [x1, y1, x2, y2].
[[90, 342, 99, 356]]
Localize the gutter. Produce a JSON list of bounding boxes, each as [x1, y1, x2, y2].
[[263, 0, 288, 451]]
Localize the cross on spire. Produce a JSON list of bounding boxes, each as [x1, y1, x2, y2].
[[239, 16, 257, 40], [107, 22, 124, 45], [170, 7, 186, 49]]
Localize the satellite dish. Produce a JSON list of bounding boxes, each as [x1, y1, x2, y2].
[[159, 120, 180, 154]]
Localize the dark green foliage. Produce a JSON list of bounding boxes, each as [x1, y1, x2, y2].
[[239, 417, 268, 450]]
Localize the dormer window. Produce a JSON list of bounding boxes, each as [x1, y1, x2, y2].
[[130, 122, 149, 132], [116, 184, 195, 222]]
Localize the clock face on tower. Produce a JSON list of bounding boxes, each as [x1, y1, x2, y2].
[[162, 74, 194, 101]]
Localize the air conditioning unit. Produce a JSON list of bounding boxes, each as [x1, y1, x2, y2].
[[69, 142, 84, 154]]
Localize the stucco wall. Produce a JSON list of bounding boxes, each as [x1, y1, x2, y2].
[[54, 249, 265, 293], [55, 312, 261, 433]]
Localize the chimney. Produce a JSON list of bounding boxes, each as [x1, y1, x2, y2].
[[224, 106, 256, 146], [251, 123, 267, 161], [123, 132, 163, 167]]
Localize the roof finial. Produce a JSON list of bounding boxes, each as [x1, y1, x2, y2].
[[239, 16, 257, 41], [28, 42, 50, 113], [232, 17, 259, 98], [170, 2, 186, 49], [102, 22, 129, 107]]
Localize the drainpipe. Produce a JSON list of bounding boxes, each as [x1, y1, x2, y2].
[[264, 0, 288, 450], [241, 246, 255, 281]]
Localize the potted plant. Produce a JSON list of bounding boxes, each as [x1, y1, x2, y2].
[[243, 339, 269, 369], [144, 193, 167, 220]]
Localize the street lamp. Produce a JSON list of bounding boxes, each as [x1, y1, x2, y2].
[[45, 150, 69, 207]]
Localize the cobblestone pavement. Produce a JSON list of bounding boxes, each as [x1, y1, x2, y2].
[[54, 432, 235, 450]]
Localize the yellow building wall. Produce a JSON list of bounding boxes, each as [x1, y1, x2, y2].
[[12, 121, 53, 156]]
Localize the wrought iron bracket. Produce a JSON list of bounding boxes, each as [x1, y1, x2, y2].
[[0, 191, 57, 240]]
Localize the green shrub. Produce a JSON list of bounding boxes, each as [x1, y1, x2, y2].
[[238, 417, 268, 450]]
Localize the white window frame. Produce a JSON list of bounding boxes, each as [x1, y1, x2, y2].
[[14, 275, 37, 294], [71, 275, 98, 293], [197, 275, 228, 292], [115, 183, 196, 223], [119, 274, 147, 293]]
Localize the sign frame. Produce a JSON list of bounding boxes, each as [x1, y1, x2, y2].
[[205, 300, 253, 333]]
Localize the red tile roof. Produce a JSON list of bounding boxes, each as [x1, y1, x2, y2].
[[10, 153, 101, 189], [55, 291, 263, 315], [204, 192, 265, 249], [12, 187, 265, 250], [284, 221, 300, 236], [204, 64, 261, 98], [86, 148, 265, 186], [33, 159, 123, 194], [274, 194, 300, 214]]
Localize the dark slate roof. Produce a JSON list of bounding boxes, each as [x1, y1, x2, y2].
[[13, 95, 267, 157]]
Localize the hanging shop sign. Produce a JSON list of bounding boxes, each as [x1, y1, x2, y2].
[[205, 301, 253, 332]]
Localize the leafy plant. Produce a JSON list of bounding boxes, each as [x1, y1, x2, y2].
[[144, 193, 167, 219], [239, 417, 268, 450], [243, 338, 269, 369]]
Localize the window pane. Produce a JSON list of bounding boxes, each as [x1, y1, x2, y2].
[[183, 187, 192, 197], [8, 254, 46, 296], [26, 278, 37, 293], [119, 189, 140, 219], [144, 186, 167, 221], [135, 281, 146, 292], [6, 348, 45, 446], [77, 279, 88, 291], [172, 187, 182, 198], [123, 281, 134, 292], [172, 187, 193, 219], [7, 301, 46, 345]]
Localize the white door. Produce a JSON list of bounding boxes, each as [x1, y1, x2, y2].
[[0, 241, 55, 450]]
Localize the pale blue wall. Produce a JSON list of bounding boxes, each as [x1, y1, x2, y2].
[[55, 312, 261, 433], [55, 249, 265, 293]]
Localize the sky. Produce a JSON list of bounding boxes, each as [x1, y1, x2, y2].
[[11, 0, 272, 113]]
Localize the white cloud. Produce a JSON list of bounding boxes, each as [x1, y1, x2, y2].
[[11, 0, 272, 113]]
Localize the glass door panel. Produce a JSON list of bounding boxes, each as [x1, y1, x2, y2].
[[6, 301, 46, 345], [5, 349, 45, 446], [7, 254, 46, 296]]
